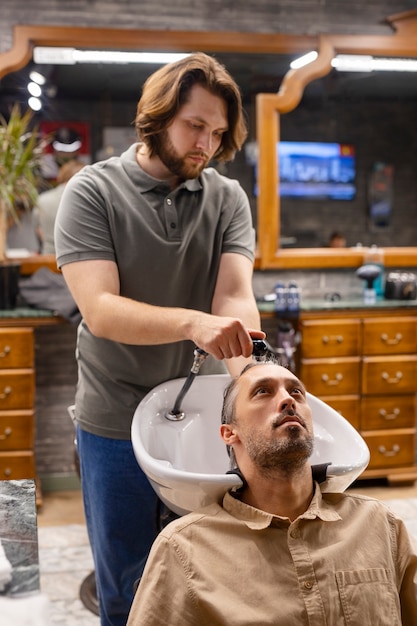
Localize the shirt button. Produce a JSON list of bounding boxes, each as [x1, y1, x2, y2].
[[170, 222, 176, 229], [166, 198, 172, 205], [290, 529, 300, 538], [303, 580, 313, 590]]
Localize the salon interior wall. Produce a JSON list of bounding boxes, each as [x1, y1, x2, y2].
[[2, 0, 417, 480]]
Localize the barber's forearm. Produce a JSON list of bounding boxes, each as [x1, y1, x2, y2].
[[80, 294, 263, 363], [80, 293, 206, 345], [212, 294, 262, 335]]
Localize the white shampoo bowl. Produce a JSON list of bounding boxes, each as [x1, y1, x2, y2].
[[131, 374, 370, 516]]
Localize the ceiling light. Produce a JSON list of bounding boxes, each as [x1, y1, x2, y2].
[[33, 47, 190, 65], [331, 55, 417, 72], [29, 70, 46, 85], [28, 97, 42, 111], [27, 81, 42, 97], [290, 51, 318, 69]]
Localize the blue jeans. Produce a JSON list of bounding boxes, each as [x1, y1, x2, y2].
[[76, 425, 159, 626]]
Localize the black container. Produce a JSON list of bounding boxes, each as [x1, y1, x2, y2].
[[0, 262, 21, 309], [384, 271, 417, 300]]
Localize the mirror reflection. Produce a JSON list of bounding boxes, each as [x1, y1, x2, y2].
[[0, 30, 416, 257], [277, 65, 417, 248], [0, 50, 291, 233]]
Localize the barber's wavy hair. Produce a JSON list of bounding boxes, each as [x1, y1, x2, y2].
[[135, 52, 247, 162]]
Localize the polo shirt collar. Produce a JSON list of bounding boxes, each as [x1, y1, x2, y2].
[[121, 142, 203, 193], [223, 482, 341, 530]]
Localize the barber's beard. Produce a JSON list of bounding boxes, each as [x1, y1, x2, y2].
[[155, 130, 209, 180], [245, 425, 314, 478]]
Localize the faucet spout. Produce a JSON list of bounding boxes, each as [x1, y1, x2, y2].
[[165, 347, 209, 421], [190, 347, 209, 374]]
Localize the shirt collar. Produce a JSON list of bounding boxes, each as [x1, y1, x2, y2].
[[223, 482, 341, 529], [121, 142, 202, 193]]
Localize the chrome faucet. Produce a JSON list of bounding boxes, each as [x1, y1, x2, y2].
[[165, 339, 276, 421]]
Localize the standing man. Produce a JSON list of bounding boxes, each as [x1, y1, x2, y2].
[[54, 52, 264, 626]]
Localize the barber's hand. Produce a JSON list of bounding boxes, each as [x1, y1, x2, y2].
[[190, 315, 265, 361]]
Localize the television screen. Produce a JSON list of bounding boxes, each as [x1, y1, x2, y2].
[[279, 141, 356, 200]]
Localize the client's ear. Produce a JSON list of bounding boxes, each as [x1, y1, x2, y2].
[[220, 423, 239, 446]]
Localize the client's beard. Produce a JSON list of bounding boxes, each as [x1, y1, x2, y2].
[[246, 420, 314, 478]]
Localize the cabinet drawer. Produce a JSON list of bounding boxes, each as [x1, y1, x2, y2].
[[0, 329, 34, 368], [363, 317, 417, 355], [301, 319, 361, 358], [0, 411, 34, 450], [361, 396, 416, 431], [318, 395, 360, 430], [362, 356, 417, 395], [300, 358, 360, 396], [0, 451, 35, 479], [0, 370, 34, 410], [363, 430, 415, 469]]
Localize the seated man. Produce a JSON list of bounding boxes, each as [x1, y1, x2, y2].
[[127, 361, 417, 625]]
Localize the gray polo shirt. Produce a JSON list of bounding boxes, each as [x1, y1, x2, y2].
[[55, 143, 255, 439]]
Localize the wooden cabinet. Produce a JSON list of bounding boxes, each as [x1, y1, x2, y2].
[[0, 329, 36, 486], [297, 310, 417, 485]]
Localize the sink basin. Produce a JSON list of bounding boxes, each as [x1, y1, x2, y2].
[[131, 374, 370, 516]]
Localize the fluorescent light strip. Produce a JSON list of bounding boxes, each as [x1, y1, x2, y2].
[[332, 54, 417, 72], [290, 51, 318, 69], [290, 51, 417, 73], [33, 47, 190, 65]]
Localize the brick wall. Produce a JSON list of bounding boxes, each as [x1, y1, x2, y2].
[[1, 0, 415, 54]]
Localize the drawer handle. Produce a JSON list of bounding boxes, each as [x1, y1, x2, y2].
[[0, 427, 12, 440], [381, 371, 403, 384], [322, 335, 343, 345], [380, 332, 403, 346], [321, 373, 343, 386], [378, 408, 400, 421], [377, 444, 400, 457], [0, 386, 11, 400], [3, 467, 12, 477], [0, 345, 11, 358]]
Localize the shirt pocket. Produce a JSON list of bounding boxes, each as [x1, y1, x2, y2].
[[336, 569, 401, 626]]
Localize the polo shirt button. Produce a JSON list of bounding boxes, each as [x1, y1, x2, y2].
[[166, 198, 172, 205], [303, 580, 313, 590]]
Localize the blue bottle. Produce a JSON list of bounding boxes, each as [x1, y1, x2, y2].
[[274, 282, 287, 314]]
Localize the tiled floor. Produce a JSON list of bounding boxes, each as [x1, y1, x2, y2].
[[36, 483, 417, 624], [36, 490, 97, 625]]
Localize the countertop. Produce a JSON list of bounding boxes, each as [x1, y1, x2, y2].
[[257, 297, 417, 315]]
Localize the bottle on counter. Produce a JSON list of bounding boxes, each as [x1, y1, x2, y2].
[[274, 281, 287, 314], [364, 245, 385, 297], [287, 281, 300, 313]]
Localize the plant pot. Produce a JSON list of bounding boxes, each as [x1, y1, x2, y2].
[[0, 262, 21, 310]]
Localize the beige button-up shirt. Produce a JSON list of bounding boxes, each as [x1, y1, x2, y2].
[[128, 484, 417, 625]]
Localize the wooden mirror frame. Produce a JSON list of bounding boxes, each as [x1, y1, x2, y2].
[[257, 9, 417, 269], [1, 17, 417, 271]]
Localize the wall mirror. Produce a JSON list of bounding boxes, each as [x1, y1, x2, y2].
[[257, 9, 417, 269], [1, 18, 417, 270]]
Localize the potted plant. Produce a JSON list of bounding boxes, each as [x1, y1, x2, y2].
[[0, 105, 44, 308]]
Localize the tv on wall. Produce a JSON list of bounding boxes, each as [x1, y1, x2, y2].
[[278, 141, 356, 200]]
